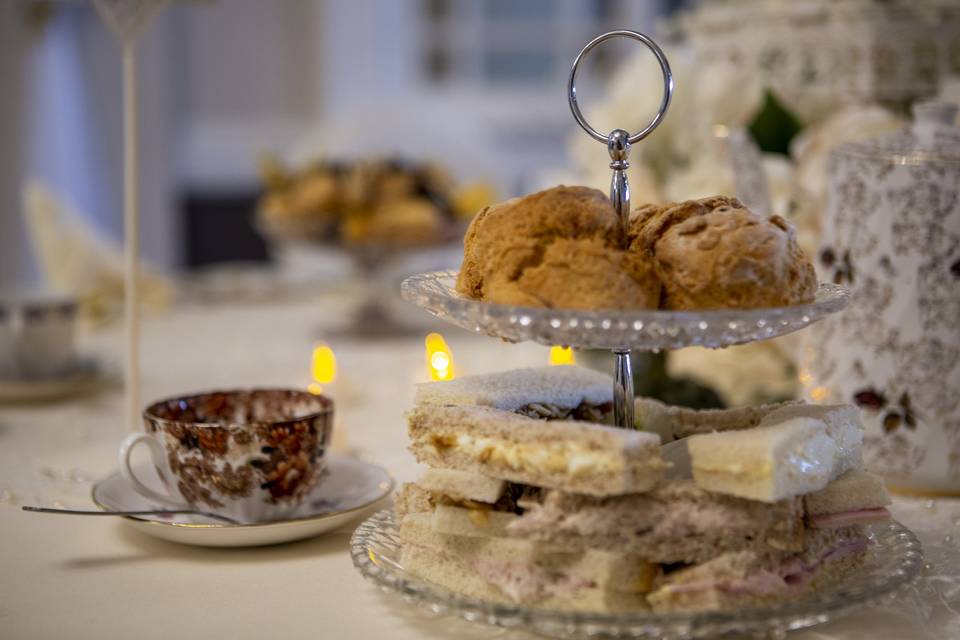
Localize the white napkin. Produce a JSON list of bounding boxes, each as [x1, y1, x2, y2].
[[22, 181, 173, 324]]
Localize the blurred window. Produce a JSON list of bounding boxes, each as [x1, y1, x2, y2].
[[419, 0, 636, 87]]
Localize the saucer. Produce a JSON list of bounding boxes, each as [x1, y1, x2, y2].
[[92, 455, 394, 547], [0, 358, 107, 403]]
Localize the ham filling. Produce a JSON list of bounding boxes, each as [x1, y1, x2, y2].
[[808, 507, 890, 529], [470, 556, 595, 603], [664, 536, 869, 597]]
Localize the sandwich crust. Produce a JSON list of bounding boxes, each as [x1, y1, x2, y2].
[[804, 470, 891, 517], [394, 482, 435, 521], [414, 365, 613, 413]]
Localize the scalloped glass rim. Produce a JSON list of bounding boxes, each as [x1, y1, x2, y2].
[[400, 270, 850, 350], [351, 510, 924, 640]]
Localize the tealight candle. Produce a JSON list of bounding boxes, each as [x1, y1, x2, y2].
[[425, 333, 455, 381]]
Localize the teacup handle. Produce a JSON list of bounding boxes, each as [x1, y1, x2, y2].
[[119, 433, 188, 508]]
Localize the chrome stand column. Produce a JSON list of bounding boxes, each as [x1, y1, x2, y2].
[[567, 30, 673, 430], [613, 349, 634, 430]]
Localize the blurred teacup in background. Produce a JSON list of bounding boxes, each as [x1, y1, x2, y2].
[[120, 389, 334, 523], [0, 292, 78, 380]]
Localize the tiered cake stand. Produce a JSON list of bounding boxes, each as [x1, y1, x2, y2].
[[354, 31, 923, 640], [400, 30, 850, 431]]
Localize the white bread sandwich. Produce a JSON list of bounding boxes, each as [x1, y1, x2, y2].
[[647, 526, 869, 613], [506, 481, 804, 564], [804, 470, 891, 529], [758, 403, 864, 476], [686, 412, 862, 502], [394, 476, 528, 538], [416, 468, 506, 504]]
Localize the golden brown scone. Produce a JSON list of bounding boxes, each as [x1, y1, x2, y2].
[[628, 196, 743, 257], [635, 198, 816, 310], [457, 186, 655, 309], [485, 237, 661, 310]]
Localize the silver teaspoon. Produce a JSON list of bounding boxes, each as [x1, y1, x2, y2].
[[22, 505, 240, 525]]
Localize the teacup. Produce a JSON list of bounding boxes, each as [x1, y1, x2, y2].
[[120, 389, 334, 523], [0, 293, 78, 379]]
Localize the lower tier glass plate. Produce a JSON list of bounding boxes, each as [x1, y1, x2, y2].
[[351, 510, 923, 640]]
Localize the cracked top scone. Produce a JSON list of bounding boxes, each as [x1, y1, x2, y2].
[[629, 197, 817, 310], [457, 186, 661, 310]]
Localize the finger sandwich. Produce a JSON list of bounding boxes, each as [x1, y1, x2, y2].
[[408, 366, 666, 496], [685, 405, 865, 502], [395, 367, 888, 615]]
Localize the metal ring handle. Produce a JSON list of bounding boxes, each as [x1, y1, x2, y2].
[[568, 30, 674, 145]]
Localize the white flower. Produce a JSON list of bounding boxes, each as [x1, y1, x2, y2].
[[934, 75, 960, 124], [791, 105, 904, 202], [668, 341, 800, 407], [568, 42, 767, 194], [568, 46, 698, 184], [663, 151, 733, 203]]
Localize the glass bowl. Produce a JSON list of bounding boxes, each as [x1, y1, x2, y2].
[[400, 270, 850, 351], [351, 510, 924, 640]]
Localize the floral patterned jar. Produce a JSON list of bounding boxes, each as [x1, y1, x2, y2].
[[806, 101, 960, 494]]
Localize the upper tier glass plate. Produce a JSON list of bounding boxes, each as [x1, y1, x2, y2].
[[401, 270, 850, 350], [351, 510, 924, 640]]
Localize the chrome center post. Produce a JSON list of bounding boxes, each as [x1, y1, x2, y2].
[[567, 30, 673, 429]]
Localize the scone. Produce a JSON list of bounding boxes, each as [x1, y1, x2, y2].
[[457, 186, 661, 309], [486, 237, 661, 310], [630, 197, 816, 310]]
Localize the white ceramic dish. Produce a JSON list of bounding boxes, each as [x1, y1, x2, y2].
[[0, 358, 107, 403], [92, 455, 393, 547]]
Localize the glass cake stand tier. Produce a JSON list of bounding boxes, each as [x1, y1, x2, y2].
[[351, 510, 924, 640], [400, 270, 850, 351]]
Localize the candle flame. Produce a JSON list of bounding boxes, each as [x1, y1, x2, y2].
[[549, 346, 575, 366], [425, 333, 455, 381], [810, 386, 829, 402], [309, 344, 337, 395]]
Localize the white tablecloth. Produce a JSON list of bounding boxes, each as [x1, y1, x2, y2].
[[1, 295, 958, 639]]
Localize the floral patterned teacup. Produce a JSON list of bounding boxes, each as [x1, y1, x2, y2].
[[119, 389, 333, 523]]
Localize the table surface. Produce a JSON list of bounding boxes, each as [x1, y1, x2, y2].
[[1, 292, 958, 640]]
